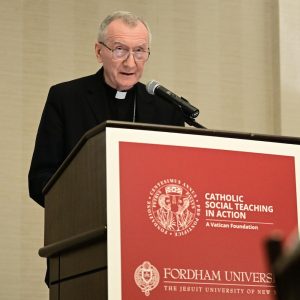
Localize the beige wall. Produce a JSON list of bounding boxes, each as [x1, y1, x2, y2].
[[279, 0, 300, 136], [0, 0, 299, 299]]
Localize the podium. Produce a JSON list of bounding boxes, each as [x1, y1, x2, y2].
[[39, 121, 300, 300]]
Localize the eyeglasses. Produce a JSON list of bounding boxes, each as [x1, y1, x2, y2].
[[99, 42, 150, 62]]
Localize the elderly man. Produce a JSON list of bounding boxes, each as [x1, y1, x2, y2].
[[28, 11, 185, 207]]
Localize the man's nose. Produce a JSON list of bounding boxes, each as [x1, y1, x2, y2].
[[123, 52, 136, 67]]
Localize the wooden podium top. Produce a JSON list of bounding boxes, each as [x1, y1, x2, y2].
[[43, 120, 300, 196]]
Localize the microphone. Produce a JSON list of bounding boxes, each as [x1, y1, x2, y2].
[[146, 80, 199, 119]]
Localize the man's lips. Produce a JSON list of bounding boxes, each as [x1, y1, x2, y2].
[[120, 72, 135, 76]]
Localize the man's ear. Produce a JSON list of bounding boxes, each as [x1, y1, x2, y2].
[[95, 42, 103, 63]]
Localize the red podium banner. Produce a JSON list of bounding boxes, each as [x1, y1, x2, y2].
[[106, 128, 299, 300]]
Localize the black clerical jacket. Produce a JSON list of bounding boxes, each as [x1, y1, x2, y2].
[[28, 68, 185, 206]]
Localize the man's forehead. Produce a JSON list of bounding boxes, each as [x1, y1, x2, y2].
[[105, 19, 149, 41]]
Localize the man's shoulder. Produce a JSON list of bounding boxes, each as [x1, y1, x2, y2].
[[45, 71, 102, 108], [50, 71, 99, 92]]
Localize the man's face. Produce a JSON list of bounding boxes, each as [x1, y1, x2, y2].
[[95, 19, 149, 91]]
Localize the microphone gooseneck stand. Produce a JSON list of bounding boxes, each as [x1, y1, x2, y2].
[[183, 114, 206, 129]]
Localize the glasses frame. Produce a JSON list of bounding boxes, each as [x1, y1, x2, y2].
[[99, 41, 150, 62]]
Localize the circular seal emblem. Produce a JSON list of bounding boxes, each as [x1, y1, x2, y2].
[[148, 179, 200, 236], [134, 261, 160, 296]]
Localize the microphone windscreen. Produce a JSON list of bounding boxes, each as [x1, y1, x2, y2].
[[146, 80, 160, 95]]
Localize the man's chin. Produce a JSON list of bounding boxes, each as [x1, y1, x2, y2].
[[116, 79, 138, 91]]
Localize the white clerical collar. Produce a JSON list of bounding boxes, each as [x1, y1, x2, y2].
[[115, 91, 127, 99]]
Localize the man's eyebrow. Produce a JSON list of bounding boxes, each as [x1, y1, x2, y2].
[[112, 41, 126, 46], [112, 41, 148, 48]]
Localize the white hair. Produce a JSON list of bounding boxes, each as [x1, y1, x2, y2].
[[97, 11, 152, 44]]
